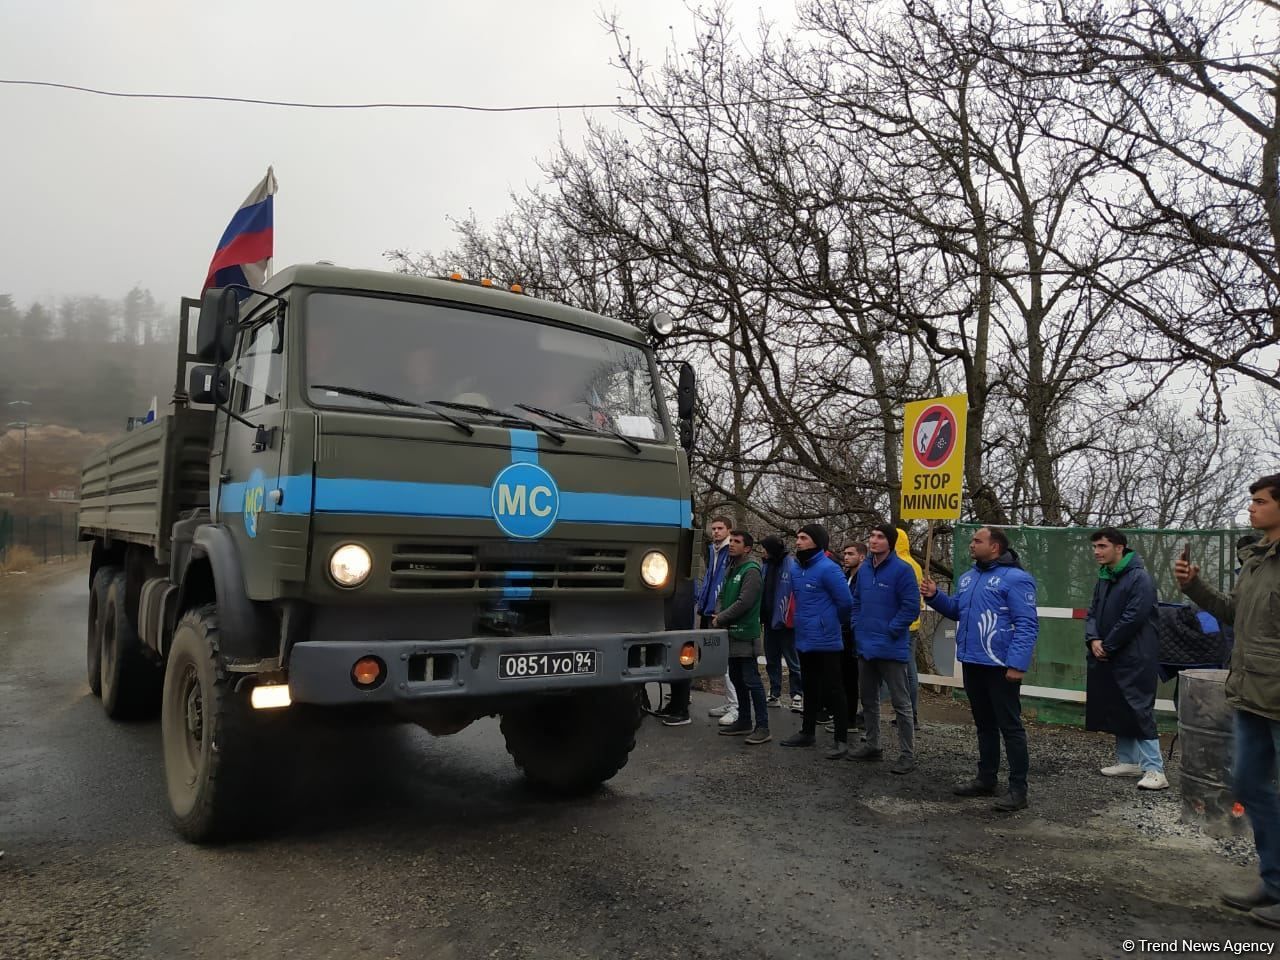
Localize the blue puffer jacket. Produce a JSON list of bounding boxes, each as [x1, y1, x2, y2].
[[851, 553, 921, 662], [760, 555, 797, 629], [695, 540, 731, 618], [792, 551, 854, 653], [927, 550, 1039, 671]]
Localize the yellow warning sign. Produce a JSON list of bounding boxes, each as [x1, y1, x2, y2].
[[901, 394, 968, 520]]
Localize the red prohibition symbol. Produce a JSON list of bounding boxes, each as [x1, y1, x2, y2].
[[913, 404, 957, 469]]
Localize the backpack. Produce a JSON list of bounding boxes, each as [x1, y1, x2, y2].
[[1155, 602, 1227, 667]]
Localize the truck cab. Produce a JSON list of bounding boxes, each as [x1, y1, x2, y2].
[[80, 264, 726, 841]]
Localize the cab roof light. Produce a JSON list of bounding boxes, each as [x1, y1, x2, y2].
[[510, 283, 524, 294], [480, 277, 494, 287], [450, 272, 463, 281]]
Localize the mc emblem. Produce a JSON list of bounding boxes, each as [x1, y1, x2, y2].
[[490, 462, 560, 539]]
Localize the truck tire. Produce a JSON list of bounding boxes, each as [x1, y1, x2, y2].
[[100, 573, 161, 720], [161, 604, 253, 843], [500, 687, 643, 796], [86, 567, 117, 697]]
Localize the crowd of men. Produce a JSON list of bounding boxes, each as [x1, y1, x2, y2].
[[650, 471, 1280, 931]]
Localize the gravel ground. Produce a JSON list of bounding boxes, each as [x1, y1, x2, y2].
[[0, 567, 1271, 960]]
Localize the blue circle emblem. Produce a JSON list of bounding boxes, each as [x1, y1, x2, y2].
[[490, 462, 560, 540], [244, 468, 266, 539]]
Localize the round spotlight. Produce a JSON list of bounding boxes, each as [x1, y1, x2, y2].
[[640, 551, 670, 588], [329, 543, 372, 588]]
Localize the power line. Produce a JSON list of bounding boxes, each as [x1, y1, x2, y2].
[[2, 48, 1277, 115]]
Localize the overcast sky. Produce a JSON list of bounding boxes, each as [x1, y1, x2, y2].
[[0, 0, 794, 309]]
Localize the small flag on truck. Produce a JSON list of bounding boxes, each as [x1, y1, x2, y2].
[[202, 167, 277, 298]]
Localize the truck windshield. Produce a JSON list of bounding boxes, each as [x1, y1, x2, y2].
[[304, 292, 668, 441]]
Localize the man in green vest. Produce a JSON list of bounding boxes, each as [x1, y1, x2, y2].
[[714, 530, 770, 744]]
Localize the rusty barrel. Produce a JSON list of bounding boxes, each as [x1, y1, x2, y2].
[[1178, 669, 1248, 838]]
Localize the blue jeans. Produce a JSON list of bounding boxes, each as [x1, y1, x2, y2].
[[728, 656, 769, 730], [1233, 709, 1280, 899], [1116, 736, 1164, 773], [763, 626, 802, 699]]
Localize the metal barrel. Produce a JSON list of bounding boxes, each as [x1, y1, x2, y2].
[[1177, 669, 1249, 838]]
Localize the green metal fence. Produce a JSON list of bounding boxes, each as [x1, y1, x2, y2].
[[923, 523, 1249, 725], [0, 509, 87, 565]]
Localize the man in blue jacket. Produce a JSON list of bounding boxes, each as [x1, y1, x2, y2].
[[848, 524, 922, 774], [659, 515, 734, 727], [779, 524, 854, 758], [923, 526, 1040, 811]]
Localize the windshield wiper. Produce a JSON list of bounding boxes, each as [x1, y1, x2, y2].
[[426, 399, 566, 445], [311, 384, 474, 436], [515, 402, 643, 454]]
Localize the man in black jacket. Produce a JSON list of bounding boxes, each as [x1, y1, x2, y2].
[[1085, 528, 1167, 791]]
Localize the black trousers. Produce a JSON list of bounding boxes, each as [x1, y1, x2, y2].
[[841, 631, 860, 719], [666, 613, 714, 712], [799, 650, 847, 742], [963, 662, 1029, 794]]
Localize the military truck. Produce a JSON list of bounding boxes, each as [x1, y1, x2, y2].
[[79, 264, 726, 842]]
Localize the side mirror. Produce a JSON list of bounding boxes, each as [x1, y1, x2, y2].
[[196, 287, 240, 363], [679, 419, 694, 452], [189, 364, 230, 406], [676, 362, 696, 421]]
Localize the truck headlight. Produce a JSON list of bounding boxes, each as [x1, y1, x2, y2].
[[329, 543, 372, 588], [640, 551, 670, 588]]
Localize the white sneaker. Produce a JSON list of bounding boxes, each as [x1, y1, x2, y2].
[[708, 704, 731, 718], [717, 710, 739, 726], [1100, 763, 1143, 777], [790, 695, 804, 713], [1137, 770, 1170, 791]]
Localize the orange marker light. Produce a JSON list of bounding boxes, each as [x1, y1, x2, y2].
[[480, 277, 494, 287], [679, 642, 698, 668], [450, 272, 463, 281], [352, 656, 385, 687], [510, 283, 524, 294]]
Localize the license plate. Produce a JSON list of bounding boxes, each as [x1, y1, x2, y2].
[[498, 651, 597, 680]]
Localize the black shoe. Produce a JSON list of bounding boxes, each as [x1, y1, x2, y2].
[[952, 779, 998, 797], [890, 757, 916, 775], [826, 743, 849, 760], [661, 712, 691, 727], [1222, 882, 1280, 912], [993, 790, 1028, 812], [848, 744, 883, 761], [1252, 902, 1280, 929], [745, 727, 772, 745], [780, 732, 816, 747], [816, 711, 832, 724], [719, 722, 752, 736], [652, 701, 678, 718]]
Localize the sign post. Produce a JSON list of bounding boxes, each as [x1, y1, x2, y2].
[[900, 394, 968, 573]]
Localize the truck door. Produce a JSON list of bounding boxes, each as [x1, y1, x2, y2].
[[214, 311, 288, 600]]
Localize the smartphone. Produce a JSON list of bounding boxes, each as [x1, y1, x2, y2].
[[1180, 542, 1191, 564]]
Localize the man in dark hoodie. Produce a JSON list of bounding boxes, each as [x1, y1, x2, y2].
[[715, 530, 770, 744], [760, 535, 802, 709], [923, 526, 1039, 812], [1085, 527, 1167, 791], [780, 523, 854, 758]]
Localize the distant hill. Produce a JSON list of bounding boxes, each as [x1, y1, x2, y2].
[[0, 338, 177, 436]]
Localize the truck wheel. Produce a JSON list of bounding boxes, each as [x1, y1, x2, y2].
[[86, 567, 117, 697], [161, 605, 253, 843], [100, 573, 161, 719], [500, 687, 643, 796]]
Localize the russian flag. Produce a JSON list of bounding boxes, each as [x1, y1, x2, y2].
[[202, 167, 277, 297]]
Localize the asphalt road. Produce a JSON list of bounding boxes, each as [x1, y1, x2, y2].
[[0, 566, 1268, 959]]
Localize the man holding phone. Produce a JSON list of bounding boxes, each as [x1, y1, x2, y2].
[[1176, 474, 1280, 930]]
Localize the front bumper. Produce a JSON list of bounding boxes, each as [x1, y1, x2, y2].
[[285, 629, 727, 705]]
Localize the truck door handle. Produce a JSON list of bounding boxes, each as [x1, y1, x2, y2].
[[252, 425, 277, 452]]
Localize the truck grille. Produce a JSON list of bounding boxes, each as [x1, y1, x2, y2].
[[389, 544, 628, 591]]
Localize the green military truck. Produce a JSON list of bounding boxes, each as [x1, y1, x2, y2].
[[79, 264, 725, 842]]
